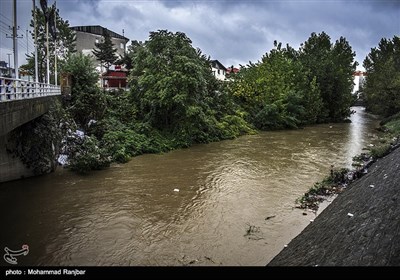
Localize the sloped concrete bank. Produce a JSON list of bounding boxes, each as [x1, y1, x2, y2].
[[268, 146, 400, 266]]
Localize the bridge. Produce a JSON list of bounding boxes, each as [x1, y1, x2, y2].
[[0, 76, 61, 183]]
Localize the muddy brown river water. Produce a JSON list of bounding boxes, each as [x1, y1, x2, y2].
[[0, 107, 380, 266]]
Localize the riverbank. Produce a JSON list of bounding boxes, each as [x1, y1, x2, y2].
[[268, 136, 400, 266]]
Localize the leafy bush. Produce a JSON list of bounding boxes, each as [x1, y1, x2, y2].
[[68, 136, 111, 174]]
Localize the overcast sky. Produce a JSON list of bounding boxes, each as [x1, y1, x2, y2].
[[1, 0, 399, 71]]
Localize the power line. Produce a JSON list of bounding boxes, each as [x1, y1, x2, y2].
[[0, 19, 11, 28], [0, 12, 12, 24]]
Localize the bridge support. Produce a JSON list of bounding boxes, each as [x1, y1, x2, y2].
[[0, 134, 33, 182]]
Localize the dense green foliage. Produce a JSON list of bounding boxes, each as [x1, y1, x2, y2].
[[129, 30, 253, 144], [363, 36, 400, 117], [229, 33, 357, 128], [57, 30, 255, 172], [62, 53, 107, 129], [298, 32, 357, 122]]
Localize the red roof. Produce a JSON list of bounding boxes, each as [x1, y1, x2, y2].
[[226, 67, 240, 74]]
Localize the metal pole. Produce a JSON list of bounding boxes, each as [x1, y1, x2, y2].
[[54, 1, 57, 86], [122, 28, 126, 56], [33, 0, 39, 83], [26, 29, 29, 55], [46, 20, 50, 84], [13, 0, 19, 79], [7, 54, 12, 76]]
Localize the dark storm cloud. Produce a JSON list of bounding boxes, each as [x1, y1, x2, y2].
[[1, 0, 399, 69]]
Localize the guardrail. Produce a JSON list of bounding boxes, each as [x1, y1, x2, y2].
[[0, 76, 61, 102]]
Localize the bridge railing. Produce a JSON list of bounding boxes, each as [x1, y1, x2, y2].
[[0, 76, 61, 102]]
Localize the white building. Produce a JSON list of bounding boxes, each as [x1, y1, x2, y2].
[[352, 70, 367, 96], [210, 60, 227, 81], [70, 25, 129, 60]]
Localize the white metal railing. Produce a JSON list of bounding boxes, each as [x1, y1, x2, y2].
[[0, 76, 61, 102]]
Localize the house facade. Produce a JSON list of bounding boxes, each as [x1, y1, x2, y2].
[[210, 60, 227, 81], [70, 25, 129, 89], [70, 25, 129, 59]]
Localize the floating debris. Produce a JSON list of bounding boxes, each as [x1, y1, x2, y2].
[[347, 213, 354, 217], [265, 215, 276, 220], [173, 188, 180, 192], [369, 185, 375, 188]]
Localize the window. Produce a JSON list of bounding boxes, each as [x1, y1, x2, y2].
[[95, 39, 99, 44], [120, 43, 124, 49], [218, 69, 220, 74]]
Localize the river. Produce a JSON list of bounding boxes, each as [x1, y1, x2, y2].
[[0, 107, 380, 266]]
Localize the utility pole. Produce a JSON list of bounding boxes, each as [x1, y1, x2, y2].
[[13, 0, 19, 79], [122, 29, 126, 56], [7, 53, 12, 76], [54, 1, 57, 86], [46, 20, 50, 84], [33, 0, 39, 83], [6, 0, 23, 79], [26, 29, 29, 55]]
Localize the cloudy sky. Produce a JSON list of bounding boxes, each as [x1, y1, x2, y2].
[[1, 0, 399, 71]]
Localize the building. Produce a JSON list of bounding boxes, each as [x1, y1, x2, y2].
[[70, 25, 129, 59], [70, 25, 129, 89], [102, 65, 128, 90], [210, 60, 227, 81], [353, 70, 367, 96], [0, 61, 14, 77]]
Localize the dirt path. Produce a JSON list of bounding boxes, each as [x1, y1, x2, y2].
[[268, 146, 400, 266]]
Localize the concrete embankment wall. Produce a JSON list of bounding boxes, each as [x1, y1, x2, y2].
[[0, 134, 33, 183], [0, 96, 59, 183], [268, 147, 400, 266]]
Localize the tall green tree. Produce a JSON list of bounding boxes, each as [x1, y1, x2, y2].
[[129, 30, 252, 143], [229, 41, 323, 129], [299, 32, 357, 122], [63, 53, 107, 128], [21, 5, 76, 83], [92, 30, 118, 72], [363, 36, 400, 116], [129, 30, 216, 141]]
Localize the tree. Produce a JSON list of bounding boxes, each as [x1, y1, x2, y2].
[[298, 32, 357, 122], [116, 40, 143, 71], [92, 30, 118, 72], [128, 30, 253, 143], [229, 41, 323, 129], [363, 36, 400, 117], [63, 53, 107, 129], [21, 5, 76, 83]]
